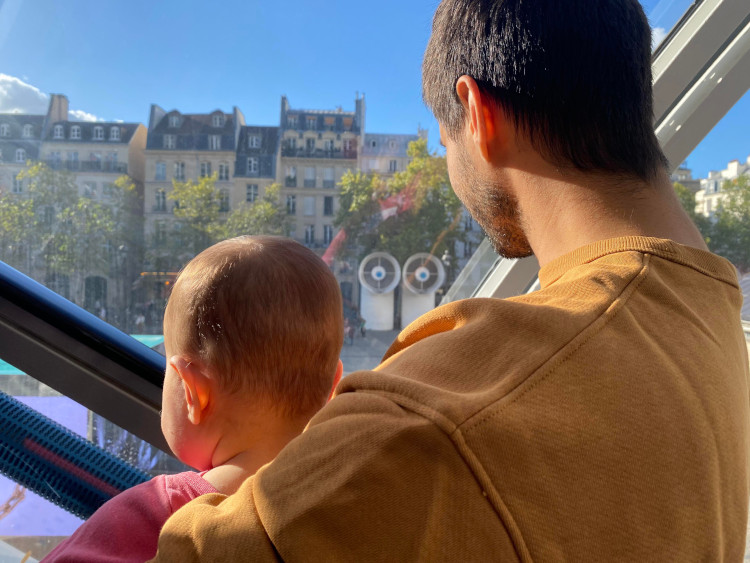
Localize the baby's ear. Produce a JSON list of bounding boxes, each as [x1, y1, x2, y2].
[[171, 356, 212, 425], [327, 359, 344, 402]]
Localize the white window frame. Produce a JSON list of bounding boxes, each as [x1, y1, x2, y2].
[[12, 176, 23, 193], [23, 124, 33, 138], [212, 114, 224, 127], [174, 161, 185, 180], [53, 125, 64, 139], [155, 162, 166, 181], [163, 134, 176, 149], [200, 162, 212, 178], [248, 135, 261, 148], [0, 124, 9, 137], [218, 163, 229, 181], [246, 184, 258, 203], [208, 135, 221, 150], [93, 126, 104, 141], [70, 125, 81, 140], [247, 157, 258, 174], [169, 115, 180, 128], [110, 127, 120, 141], [15, 148, 26, 163], [306, 116, 316, 130]]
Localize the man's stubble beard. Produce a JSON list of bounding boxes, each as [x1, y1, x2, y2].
[[455, 146, 534, 260]]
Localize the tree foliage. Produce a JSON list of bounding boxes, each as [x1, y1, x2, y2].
[[221, 183, 289, 239], [673, 182, 712, 241], [335, 139, 464, 263], [710, 175, 750, 274]]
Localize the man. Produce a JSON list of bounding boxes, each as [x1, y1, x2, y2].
[[153, 1, 749, 560]]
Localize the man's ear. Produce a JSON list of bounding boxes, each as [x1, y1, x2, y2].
[[327, 359, 344, 402], [455, 75, 503, 162], [170, 356, 212, 425]]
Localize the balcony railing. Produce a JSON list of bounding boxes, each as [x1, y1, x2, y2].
[[48, 160, 128, 174], [285, 177, 297, 187], [281, 148, 357, 160], [304, 179, 316, 188], [323, 180, 335, 189]]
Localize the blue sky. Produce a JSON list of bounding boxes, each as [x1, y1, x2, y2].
[[0, 0, 746, 179]]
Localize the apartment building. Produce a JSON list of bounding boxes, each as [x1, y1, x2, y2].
[[278, 95, 364, 248], [360, 131, 426, 178], [143, 104, 244, 272], [235, 125, 279, 210], [695, 156, 750, 217], [0, 94, 146, 314]]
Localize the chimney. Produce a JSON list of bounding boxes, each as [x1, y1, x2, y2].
[[47, 94, 69, 123]]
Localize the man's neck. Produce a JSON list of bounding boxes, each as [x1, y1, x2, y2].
[[512, 166, 708, 267]]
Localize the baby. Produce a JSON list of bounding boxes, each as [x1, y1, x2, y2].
[[46, 236, 344, 562]]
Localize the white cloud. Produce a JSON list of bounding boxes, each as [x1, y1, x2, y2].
[[0, 74, 112, 122], [68, 109, 103, 122], [0, 73, 48, 114], [652, 27, 667, 51]]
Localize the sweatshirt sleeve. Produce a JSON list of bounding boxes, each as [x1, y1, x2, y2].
[[151, 391, 519, 562]]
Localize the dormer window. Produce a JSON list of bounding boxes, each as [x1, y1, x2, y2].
[[306, 117, 316, 130], [70, 125, 81, 140], [248, 135, 261, 148], [15, 148, 26, 163], [169, 115, 180, 128], [287, 116, 298, 129], [0, 124, 9, 137], [208, 135, 221, 150], [93, 126, 104, 140], [53, 125, 64, 139], [370, 140, 377, 148], [110, 127, 120, 141], [23, 124, 33, 138], [163, 135, 176, 149], [212, 114, 224, 127]]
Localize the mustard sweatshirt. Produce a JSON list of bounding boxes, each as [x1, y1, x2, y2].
[[152, 237, 750, 562]]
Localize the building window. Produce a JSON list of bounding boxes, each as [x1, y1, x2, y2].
[[248, 136, 261, 148], [68, 151, 79, 170], [370, 139, 376, 148], [110, 127, 120, 141], [303, 196, 315, 216], [286, 195, 296, 215], [389, 160, 397, 172], [304, 167, 316, 188], [155, 189, 166, 212], [285, 166, 297, 187], [323, 224, 334, 245], [219, 189, 230, 212], [304, 224, 315, 245], [163, 134, 176, 149], [343, 138, 353, 151], [208, 135, 221, 150], [169, 115, 180, 128], [90, 152, 102, 170], [83, 182, 97, 199], [174, 161, 185, 180], [323, 167, 335, 189], [306, 138, 316, 153], [53, 125, 64, 139], [155, 162, 166, 180], [368, 159, 378, 171], [105, 152, 118, 172], [247, 157, 258, 174], [324, 196, 334, 216], [70, 125, 81, 140], [287, 115, 298, 129], [306, 116, 316, 130], [48, 151, 62, 169], [0, 123, 9, 137], [103, 183, 114, 198], [155, 221, 167, 246], [22, 124, 33, 138], [12, 176, 23, 193], [342, 117, 353, 130], [324, 139, 334, 152], [200, 162, 212, 178], [219, 163, 229, 181], [246, 184, 258, 203], [285, 137, 297, 151], [93, 126, 104, 140], [212, 114, 224, 127], [15, 148, 26, 163]]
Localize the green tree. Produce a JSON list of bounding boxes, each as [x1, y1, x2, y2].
[[0, 187, 34, 270], [166, 174, 221, 263], [336, 139, 464, 263], [221, 183, 290, 239], [710, 175, 750, 274], [673, 182, 712, 241]]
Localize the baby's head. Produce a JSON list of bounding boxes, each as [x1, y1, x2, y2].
[[161, 236, 344, 469]]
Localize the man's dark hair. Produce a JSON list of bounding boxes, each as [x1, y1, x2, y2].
[[423, 0, 668, 180]]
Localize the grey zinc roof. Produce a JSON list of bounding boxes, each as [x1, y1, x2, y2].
[[361, 133, 419, 157], [146, 110, 235, 151], [44, 121, 139, 144]]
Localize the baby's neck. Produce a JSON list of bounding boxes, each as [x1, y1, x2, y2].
[[200, 418, 307, 495]]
